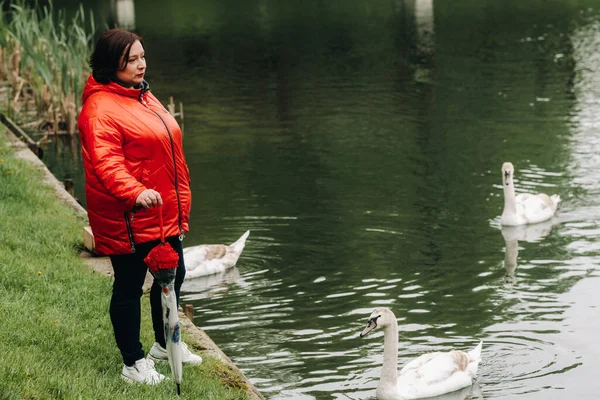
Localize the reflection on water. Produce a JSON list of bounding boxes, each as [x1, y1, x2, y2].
[[181, 266, 246, 299], [569, 20, 600, 198], [113, 0, 136, 30], [500, 220, 555, 285], [32, 133, 85, 205], [41, 0, 600, 399]]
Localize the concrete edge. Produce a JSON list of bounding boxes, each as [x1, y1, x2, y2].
[[2, 126, 264, 400]]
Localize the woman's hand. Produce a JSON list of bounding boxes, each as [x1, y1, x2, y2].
[[135, 189, 163, 209]]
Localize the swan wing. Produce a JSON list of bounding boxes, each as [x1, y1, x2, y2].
[[400, 352, 465, 385], [515, 193, 558, 224], [203, 244, 228, 261], [516, 193, 554, 210], [397, 350, 478, 399], [399, 352, 442, 375], [183, 245, 231, 277], [182, 245, 209, 271]]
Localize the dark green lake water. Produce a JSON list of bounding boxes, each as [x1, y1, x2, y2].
[[40, 1, 600, 398]]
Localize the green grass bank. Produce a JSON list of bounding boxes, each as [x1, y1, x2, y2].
[[0, 123, 253, 399]]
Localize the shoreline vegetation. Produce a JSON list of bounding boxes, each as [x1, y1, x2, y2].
[[0, 2, 259, 399], [0, 0, 94, 135]]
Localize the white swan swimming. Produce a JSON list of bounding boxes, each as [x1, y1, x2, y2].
[[500, 162, 560, 226], [360, 308, 482, 400], [183, 230, 249, 279]]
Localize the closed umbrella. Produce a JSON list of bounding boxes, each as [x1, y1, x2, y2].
[[144, 205, 183, 395]]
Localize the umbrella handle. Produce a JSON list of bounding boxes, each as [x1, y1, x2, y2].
[[159, 204, 165, 243]]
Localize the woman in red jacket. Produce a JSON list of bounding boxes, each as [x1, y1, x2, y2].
[[78, 29, 201, 385]]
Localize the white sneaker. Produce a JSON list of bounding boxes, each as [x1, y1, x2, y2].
[[148, 341, 203, 365], [121, 358, 165, 385]]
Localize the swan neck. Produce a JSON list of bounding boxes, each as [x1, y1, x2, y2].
[[380, 321, 399, 388], [503, 178, 516, 212]]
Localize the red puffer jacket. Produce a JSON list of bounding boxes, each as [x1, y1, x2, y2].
[[78, 75, 191, 255]]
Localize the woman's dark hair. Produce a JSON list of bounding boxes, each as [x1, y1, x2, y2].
[[89, 29, 143, 84]]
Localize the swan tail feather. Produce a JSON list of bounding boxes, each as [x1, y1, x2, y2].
[[467, 341, 483, 361], [229, 230, 250, 253], [550, 194, 560, 207]]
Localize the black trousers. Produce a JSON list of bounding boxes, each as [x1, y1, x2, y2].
[[109, 236, 186, 366]]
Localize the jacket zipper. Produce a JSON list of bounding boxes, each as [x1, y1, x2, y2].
[[124, 212, 136, 253], [141, 95, 184, 239]]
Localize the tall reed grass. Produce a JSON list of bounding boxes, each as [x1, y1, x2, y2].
[[0, 1, 96, 134]]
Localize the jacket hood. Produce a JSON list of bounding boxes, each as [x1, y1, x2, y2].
[[82, 75, 150, 104]]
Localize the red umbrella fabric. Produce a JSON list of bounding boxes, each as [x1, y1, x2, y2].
[[145, 206, 179, 286]]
